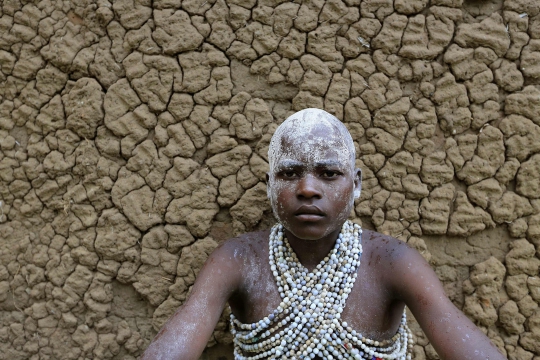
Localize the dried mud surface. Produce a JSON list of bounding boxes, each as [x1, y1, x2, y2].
[[1, 0, 540, 359]]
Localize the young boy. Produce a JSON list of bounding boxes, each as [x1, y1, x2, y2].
[[141, 109, 506, 360]]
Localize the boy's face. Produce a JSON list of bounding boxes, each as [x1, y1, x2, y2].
[[267, 124, 361, 241]]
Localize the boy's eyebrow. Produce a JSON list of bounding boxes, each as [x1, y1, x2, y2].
[[275, 160, 344, 168], [314, 160, 343, 168], [276, 160, 304, 168]]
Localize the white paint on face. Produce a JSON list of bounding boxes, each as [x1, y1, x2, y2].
[[267, 108, 360, 238]]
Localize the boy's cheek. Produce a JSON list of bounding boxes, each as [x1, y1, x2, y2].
[[266, 181, 284, 208], [267, 179, 290, 195]]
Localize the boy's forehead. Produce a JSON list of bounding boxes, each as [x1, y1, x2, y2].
[[275, 157, 347, 169], [275, 123, 350, 155], [279, 122, 336, 143], [273, 132, 350, 170]]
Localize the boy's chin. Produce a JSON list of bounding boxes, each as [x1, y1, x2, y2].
[[282, 222, 343, 242]]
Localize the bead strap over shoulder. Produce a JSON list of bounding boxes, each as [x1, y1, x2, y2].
[[230, 221, 413, 360]]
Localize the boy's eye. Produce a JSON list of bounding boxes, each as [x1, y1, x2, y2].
[[322, 170, 340, 178], [282, 171, 298, 178]]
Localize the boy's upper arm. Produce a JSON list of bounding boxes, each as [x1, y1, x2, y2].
[[141, 239, 244, 360], [388, 242, 505, 359]]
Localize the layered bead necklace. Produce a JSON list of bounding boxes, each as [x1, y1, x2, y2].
[[230, 220, 413, 359]]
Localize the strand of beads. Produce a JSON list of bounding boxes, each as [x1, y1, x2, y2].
[[230, 221, 414, 360]]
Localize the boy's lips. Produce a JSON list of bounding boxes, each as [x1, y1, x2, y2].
[[295, 205, 325, 220]]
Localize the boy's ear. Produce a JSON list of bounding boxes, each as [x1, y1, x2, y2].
[[266, 173, 271, 199], [354, 168, 362, 199]]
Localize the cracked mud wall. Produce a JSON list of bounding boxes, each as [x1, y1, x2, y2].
[[1, 0, 540, 358]]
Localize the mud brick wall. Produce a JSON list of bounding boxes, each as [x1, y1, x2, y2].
[[1, 0, 540, 359]]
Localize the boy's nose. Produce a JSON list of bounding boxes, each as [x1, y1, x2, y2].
[[296, 175, 321, 199]]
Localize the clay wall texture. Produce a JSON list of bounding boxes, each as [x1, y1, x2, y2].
[[1, 0, 540, 358]]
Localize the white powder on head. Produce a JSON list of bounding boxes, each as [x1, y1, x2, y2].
[[266, 108, 361, 236], [268, 108, 356, 175]]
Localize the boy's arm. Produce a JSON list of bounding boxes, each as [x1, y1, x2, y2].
[[141, 241, 243, 360], [389, 243, 506, 360]]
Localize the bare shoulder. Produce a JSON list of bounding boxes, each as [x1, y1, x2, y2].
[[208, 229, 271, 283], [216, 229, 270, 261], [359, 233, 506, 359], [140, 231, 271, 360], [360, 230, 435, 296], [183, 230, 271, 300], [361, 229, 418, 266]]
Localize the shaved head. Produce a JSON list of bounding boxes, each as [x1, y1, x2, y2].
[[268, 108, 356, 174]]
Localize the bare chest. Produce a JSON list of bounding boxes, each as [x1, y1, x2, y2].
[[229, 243, 405, 341]]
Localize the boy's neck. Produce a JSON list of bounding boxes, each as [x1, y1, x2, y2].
[[283, 227, 342, 272]]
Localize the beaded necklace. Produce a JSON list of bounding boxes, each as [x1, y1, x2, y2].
[[230, 220, 413, 359]]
